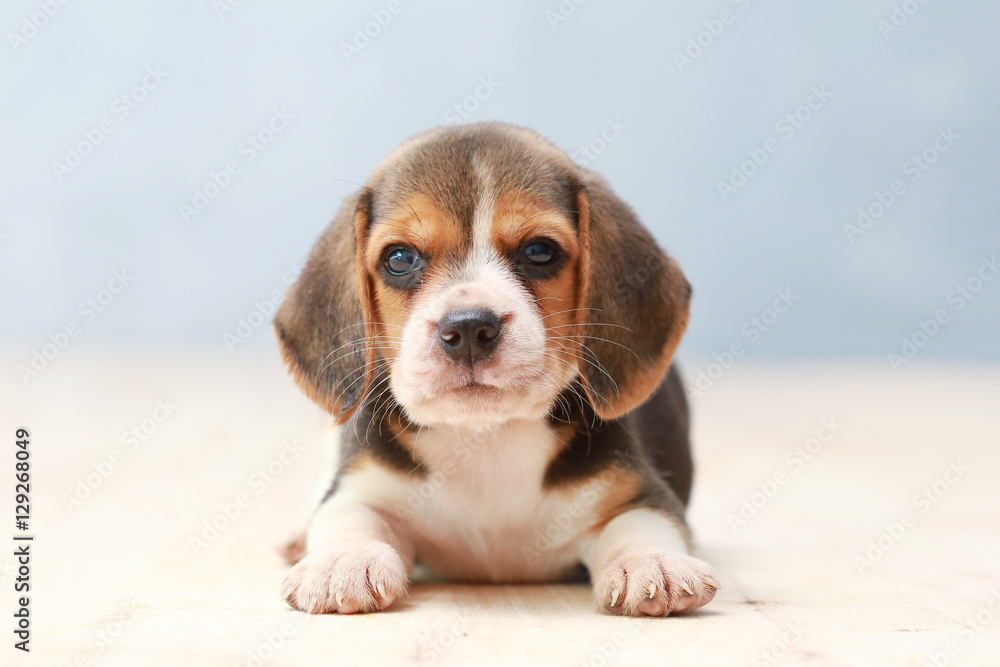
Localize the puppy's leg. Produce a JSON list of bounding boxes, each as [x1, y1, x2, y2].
[[279, 417, 342, 566], [281, 494, 413, 614], [585, 508, 718, 617]]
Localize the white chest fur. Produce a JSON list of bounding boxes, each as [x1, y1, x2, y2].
[[330, 419, 600, 582]]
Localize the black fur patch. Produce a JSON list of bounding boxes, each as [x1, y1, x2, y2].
[[321, 381, 425, 504], [544, 365, 693, 513]]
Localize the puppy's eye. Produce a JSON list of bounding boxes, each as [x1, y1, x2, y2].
[[522, 241, 556, 265], [385, 247, 420, 275]]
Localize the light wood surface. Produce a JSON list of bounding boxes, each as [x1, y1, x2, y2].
[[3, 353, 999, 666]]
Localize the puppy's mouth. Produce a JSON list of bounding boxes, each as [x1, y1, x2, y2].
[[392, 358, 561, 426], [446, 380, 506, 397], [437, 369, 510, 394], [420, 362, 547, 404]]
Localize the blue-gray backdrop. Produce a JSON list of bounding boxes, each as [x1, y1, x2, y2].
[[2, 1, 997, 371]]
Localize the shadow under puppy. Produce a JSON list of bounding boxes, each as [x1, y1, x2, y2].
[[274, 122, 718, 616]]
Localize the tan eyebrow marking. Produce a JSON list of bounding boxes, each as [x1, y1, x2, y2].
[[365, 193, 466, 270]]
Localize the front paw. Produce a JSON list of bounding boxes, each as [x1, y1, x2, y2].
[[592, 547, 718, 617], [281, 542, 408, 614]]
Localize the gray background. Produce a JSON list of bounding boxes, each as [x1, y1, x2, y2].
[[2, 0, 998, 371]]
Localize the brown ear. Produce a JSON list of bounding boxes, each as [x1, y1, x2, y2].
[[574, 174, 691, 420], [274, 190, 376, 423]]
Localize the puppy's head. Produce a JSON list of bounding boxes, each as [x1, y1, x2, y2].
[[275, 123, 690, 427]]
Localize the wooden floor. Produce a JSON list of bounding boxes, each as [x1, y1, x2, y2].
[[4, 353, 999, 666]]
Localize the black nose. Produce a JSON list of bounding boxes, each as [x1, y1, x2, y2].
[[437, 308, 502, 362]]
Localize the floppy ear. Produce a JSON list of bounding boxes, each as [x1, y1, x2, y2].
[[274, 190, 376, 423], [574, 174, 691, 420]]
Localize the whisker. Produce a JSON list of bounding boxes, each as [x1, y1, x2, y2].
[[544, 333, 640, 360], [318, 344, 403, 375], [540, 307, 606, 320]]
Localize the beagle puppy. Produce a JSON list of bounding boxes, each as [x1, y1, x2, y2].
[[274, 122, 718, 616]]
